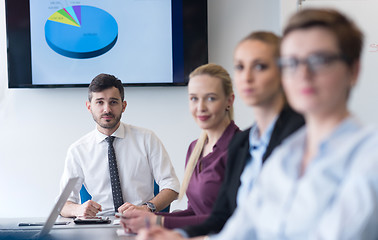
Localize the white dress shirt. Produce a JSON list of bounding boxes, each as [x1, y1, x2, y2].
[[59, 122, 180, 215], [210, 117, 378, 240]]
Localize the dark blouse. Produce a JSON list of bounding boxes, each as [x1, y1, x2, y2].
[[158, 121, 240, 229]]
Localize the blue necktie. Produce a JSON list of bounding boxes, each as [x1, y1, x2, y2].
[[105, 136, 124, 211]]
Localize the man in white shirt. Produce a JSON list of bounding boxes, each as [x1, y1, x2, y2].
[[59, 73, 180, 217]]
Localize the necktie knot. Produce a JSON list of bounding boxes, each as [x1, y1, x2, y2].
[[106, 136, 115, 144]]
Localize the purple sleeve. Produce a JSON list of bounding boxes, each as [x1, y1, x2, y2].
[[166, 209, 194, 217], [155, 206, 209, 228], [163, 213, 211, 229], [156, 207, 195, 217]]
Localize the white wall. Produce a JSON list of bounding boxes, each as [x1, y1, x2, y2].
[[0, 0, 280, 217]]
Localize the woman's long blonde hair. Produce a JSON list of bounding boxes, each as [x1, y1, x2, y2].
[[178, 63, 234, 199]]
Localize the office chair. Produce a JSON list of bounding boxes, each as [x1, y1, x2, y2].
[[80, 182, 170, 212], [80, 184, 92, 204], [154, 181, 170, 213]]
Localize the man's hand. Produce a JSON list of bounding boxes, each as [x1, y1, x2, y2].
[[118, 202, 150, 214], [76, 200, 102, 216], [61, 200, 102, 217]]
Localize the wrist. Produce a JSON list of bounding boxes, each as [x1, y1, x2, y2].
[[141, 204, 150, 212], [142, 201, 156, 212]]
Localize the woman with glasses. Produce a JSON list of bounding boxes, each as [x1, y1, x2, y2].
[[137, 8, 378, 240]]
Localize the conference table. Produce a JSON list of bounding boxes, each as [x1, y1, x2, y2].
[[0, 216, 135, 240]]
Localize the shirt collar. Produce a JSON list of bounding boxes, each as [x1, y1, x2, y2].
[[94, 122, 126, 143], [212, 120, 238, 150], [286, 115, 361, 174], [318, 115, 361, 155], [290, 116, 359, 153], [249, 116, 278, 150]]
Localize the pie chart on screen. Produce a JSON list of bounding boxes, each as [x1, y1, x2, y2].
[[44, 5, 118, 59]]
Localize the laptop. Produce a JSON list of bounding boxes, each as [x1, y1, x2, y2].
[[2, 177, 79, 239]]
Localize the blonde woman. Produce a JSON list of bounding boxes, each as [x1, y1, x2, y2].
[[120, 63, 240, 232]]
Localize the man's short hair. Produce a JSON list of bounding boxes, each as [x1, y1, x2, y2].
[[88, 73, 125, 101], [283, 8, 363, 67]]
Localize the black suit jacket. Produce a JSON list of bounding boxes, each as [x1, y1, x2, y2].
[[183, 105, 305, 237]]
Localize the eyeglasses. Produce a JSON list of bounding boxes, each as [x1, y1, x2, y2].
[[277, 52, 346, 75]]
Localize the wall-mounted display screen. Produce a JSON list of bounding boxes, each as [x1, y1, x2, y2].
[[5, 0, 208, 88]]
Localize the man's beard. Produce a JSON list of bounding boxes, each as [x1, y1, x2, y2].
[[93, 113, 122, 129]]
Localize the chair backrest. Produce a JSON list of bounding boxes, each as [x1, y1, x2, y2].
[[80, 182, 170, 212], [154, 181, 170, 213], [80, 184, 92, 203]]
